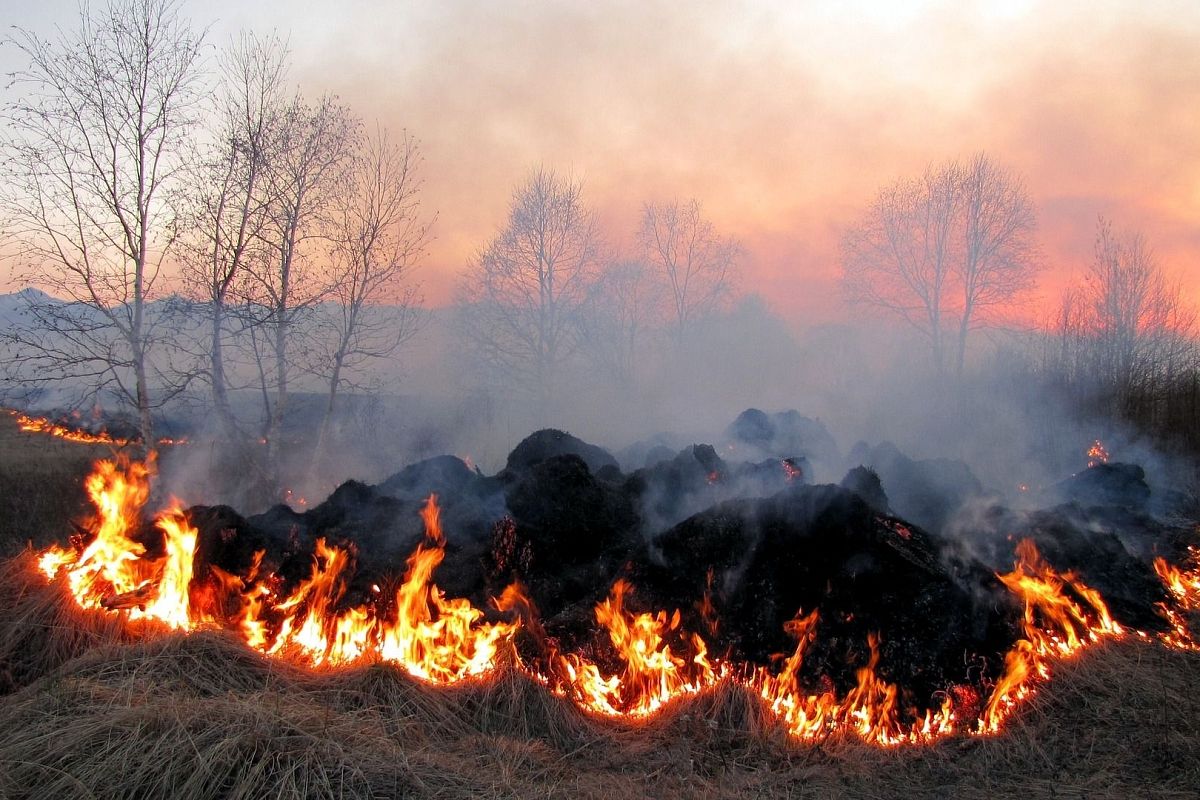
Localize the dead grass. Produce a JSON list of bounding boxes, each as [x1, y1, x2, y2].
[[1, 558, 1198, 800], [0, 414, 100, 556], [1, 424, 1198, 798]]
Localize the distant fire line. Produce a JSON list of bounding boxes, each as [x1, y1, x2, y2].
[[7, 409, 187, 447]]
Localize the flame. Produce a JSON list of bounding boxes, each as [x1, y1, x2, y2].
[[39, 459, 519, 682], [9, 409, 187, 446], [781, 458, 803, 481], [1153, 547, 1200, 650], [746, 612, 955, 746], [978, 539, 1123, 733], [38, 456, 155, 606], [377, 496, 519, 681], [33, 457, 1200, 746], [1087, 440, 1109, 467], [553, 579, 720, 716]]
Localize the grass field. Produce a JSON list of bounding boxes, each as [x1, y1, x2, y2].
[[1, 417, 1198, 799]]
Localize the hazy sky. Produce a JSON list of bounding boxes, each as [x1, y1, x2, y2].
[[4, 0, 1198, 323]]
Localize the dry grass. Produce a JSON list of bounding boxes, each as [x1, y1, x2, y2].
[[1, 557, 1198, 800], [1, 425, 1198, 798], [0, 414, 100, 556]]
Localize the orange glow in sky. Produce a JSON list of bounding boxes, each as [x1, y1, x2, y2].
[[3, 0, 1197, 325]]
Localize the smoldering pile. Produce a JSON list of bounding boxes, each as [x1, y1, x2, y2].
[[139, 408, 1191, 717]]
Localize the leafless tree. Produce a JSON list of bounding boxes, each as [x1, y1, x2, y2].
[[308, 126, 431, 474], [241, 93, 358, 473], [953, 153, 1038, 373], [578, 259, 663, 390], [1037, 218, 1198, 448], [457, 168, 602, 412], [842, 155, 1038, 376], [841, 164, 959, 373], [638, 199, 739, 344], [1084, 218, 1195, 399], [0, 0, 205, 452], [178, 32, 288, 440]]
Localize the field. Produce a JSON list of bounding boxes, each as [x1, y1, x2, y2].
[[1, 417, 1198, 799]]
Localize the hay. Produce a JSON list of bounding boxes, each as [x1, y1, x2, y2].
[[0, 552, 134, 693]]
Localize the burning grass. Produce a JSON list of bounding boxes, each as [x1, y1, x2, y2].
[[3, 435, 1200, 796], [0, 598, 1197, 799]]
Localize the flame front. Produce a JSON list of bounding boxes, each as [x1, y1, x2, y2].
[[1153, 546, 1200, 650], [40, 458, 519, 683], [34, 457, 1200, 747], [553, 579, 720, 716], [979, 539, 1123, 732], [9, 409, 186, 446]]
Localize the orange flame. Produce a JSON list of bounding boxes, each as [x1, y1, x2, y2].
[[979, 539, 1123, 733], [554, 579, 720, 716], [34, 458, 1200, 746], [1087, 440, 1109, 468], [746, 612, 955, 746], [40, 458, 520, 682], [10, 410, 187, 446], [1153, 547, 1200, 650]]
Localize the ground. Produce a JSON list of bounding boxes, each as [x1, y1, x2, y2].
[[0, 415, 1198, 799]]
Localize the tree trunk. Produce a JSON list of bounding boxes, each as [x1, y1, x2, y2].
[[310, 353, 344, 484], [210, 301, 237, 440], [266, 309, 288, 485]]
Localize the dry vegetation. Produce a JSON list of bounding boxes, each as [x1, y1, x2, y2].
[[1, 427, 1199, 799]]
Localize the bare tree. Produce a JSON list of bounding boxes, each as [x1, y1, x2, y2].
[[0, 0, 205, 451], [241, 93, 358, 474], [841, 165, 959, 373], [578, 259, 663, 390], [841, 155, 1038, 375], [638, 199, 739, 344], [1085, 217, 1195, 399], [178, 33, 288, 440], [953, 153, 1038, 374], [308, 126, 431, 474], [457, 168, 602, 412]]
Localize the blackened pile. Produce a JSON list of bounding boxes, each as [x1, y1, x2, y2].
[[177, 413, 1185, 715]]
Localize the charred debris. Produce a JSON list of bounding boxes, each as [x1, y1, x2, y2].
[[159, 409, 1188, 699]]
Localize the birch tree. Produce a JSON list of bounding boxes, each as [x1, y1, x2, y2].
[[0, 0, 205, 451], [457, 168, 601, 412], [308, 126, 430, 473], [242, 93, 357, 474], [178, 33, 288, 439], [638, 198, 738, 344]]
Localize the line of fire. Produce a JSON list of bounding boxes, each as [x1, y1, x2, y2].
[[23, 412, 1200, 749]]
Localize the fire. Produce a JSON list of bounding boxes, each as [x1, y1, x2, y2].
[[1087, 439, 1109, 467], [745, 612, 955, 746], [377, 496, 519, 681], [38, 457, 156, 606], [9, 409, 187, 446], [979, 539, 1123, 733], [781, 458, 803, 481], [553, 579, 720, 716], [38, 458, 521, 681], [1153, 547, 1200, 650], [32, 457, 1200, 747]]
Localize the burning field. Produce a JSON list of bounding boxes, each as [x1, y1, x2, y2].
[[1, 414, 1199, 798]]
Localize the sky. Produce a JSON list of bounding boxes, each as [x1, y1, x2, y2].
[[3, 0, 1198, 325]]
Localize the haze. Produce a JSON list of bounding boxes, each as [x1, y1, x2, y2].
[[3, 0, 1197, 322]]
